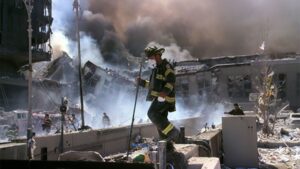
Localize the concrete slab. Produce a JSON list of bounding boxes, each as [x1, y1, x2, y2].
[[0, 143, 27, 160], [174, 144, 199, 159], [187, 129, 222, 157], [188, 157, 221, 169]]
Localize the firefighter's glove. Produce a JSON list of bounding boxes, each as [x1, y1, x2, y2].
[[158, 92, 167, 102], [158, 96, 166, 102]]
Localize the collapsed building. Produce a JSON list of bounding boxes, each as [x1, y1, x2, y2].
[[83, 60, 135, 102], [0, 0, 52, 110]]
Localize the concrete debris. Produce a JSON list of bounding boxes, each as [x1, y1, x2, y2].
[[258, 119, 300, 146], [258, 147, 300, 168], [103, 153, 127, 162], [188, 157, 221, 169], [58, 151, 105, 162], [104, 137, 155, 163], [257, 118, 300, 168], [280, 128, 289, 136], [104, 138, 200, 169]]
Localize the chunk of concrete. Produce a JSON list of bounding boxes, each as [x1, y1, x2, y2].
[[188, 157, 221, 169], [58, 151, 105, 162], [188, 129, 222, 157], [174, 144, 199, 159]]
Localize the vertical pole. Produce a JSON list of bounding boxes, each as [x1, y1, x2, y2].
[[179, 126, 185, 144], [158, 141, 166, 169], [60, 110, 64, 153], [126, 57, 144, 159], [74, 0, 85, 129], [24, 0, 33, 160], [151, 151, 158, 169], [59, 112, 64, 153], [59, 98, 66, 153]]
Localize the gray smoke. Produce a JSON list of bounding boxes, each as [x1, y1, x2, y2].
[[85, 0, 300, 58]]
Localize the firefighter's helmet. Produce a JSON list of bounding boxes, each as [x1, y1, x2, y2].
[[144, 46, 165, 57]]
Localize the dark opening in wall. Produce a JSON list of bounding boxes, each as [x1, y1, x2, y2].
[[275, 73, 287, 100], [227, 75, 252, 99], [296, 73, 300, 97]]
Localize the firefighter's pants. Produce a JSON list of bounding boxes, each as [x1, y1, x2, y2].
[[147, 99, 175, 139]]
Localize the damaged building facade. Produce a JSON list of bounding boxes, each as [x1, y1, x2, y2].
[[175, 53, 300, 110], [0, 0, 52, 110], [83, 61, 136, 105], [80, 53, 300, 112]]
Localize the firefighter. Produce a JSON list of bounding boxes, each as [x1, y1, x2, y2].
[[42, 113, 52, 133], [102, 112, 111, 128], [27, 132, 36, 160], [68, 114, 79, 131], [137, 46, 179, 141], [226, 103, 245, 115]]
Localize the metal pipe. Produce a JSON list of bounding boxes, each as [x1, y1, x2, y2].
[[158, 141, 166, 169], [73, 0, 85, 129], [59, 97, 67, 153], [151, 151, 158, 169], [126, 57, 144, 159], [59, 111, 64, 153], [24, 0, 33, 160]]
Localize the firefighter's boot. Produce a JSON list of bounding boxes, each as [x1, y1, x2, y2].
[[166, 127, 179, 142]]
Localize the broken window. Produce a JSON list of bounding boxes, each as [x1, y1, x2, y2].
[[244, 75, 252, 96], [17, 113, 22, 119], [275, 73, 287, 100], [197, 80, 211, 96], [297, 73, 300, 97], [176, 83, 189, 97], [197, 80, 205, 95], [176, 77, 189, 97], [181, 83, 189, 97], [227, 75, 252, 98]]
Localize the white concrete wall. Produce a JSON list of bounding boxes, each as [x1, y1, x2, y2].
[[32, 117, 203, 160], [0, 143, 27, 160], [0, 117, 204, 160]]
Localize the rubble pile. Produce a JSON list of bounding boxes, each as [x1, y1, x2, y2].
[[104, 137, 157, 163], [257, 119, 300, 168], [259, 147, 300, 168], [103, 135, 205, 169], [258, 119, 300, 146]]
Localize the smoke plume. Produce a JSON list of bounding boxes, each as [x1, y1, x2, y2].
[[51, 0, 104, 66], [85, 0, 300, 58]]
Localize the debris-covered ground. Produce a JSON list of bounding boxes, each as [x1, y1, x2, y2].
[[259, 147, 300, 169], [104, 138, 190, 169], [257, 119, 300, 168], [258, 119, 300, 143]]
